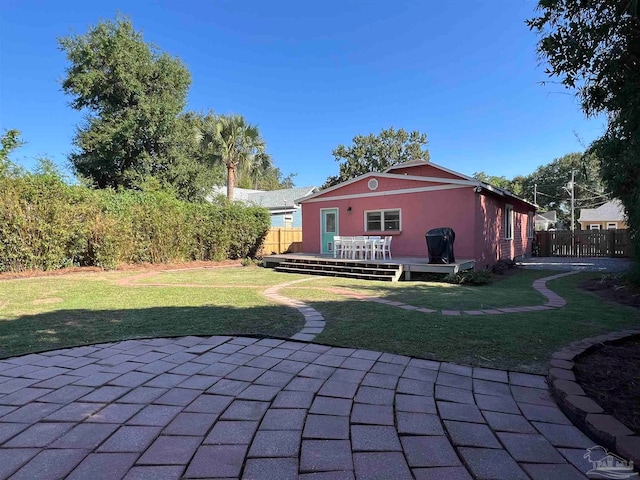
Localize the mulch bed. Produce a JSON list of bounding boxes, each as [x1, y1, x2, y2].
[[0, 260, 243, 281], [576, 276, 640, 434], [574, 335, 640, 434], [581, 277, 640, 309]]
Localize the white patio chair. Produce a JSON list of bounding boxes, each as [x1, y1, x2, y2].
[[371, 237, 384, 259], [339, 236, 353, 259], [379, 236, 393, 260], [333, 236, 343, 258], [352, 236, 371, 260]]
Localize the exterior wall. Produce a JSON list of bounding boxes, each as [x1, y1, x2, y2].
[[302, 186, 478, 258], [578, 220, 627, 230], [474, 193, 534, 269], [270, 209, 302, 228]]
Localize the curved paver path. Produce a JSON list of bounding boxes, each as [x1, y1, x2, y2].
[[263, 279, 325, 342], [114, 269, 580, 348], [117, 269, 578, 344], [279, 270, 579, 318], [0, 336, 594, 479]]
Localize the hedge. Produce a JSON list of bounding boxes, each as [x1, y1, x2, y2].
[[0, 172, 270, 272]]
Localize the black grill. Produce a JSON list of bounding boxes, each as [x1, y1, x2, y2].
[[426, 227, 456, 264]]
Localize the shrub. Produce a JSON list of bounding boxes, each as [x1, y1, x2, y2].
[[0, 171, 270, 272], [492, 258, 516, 275], [443, 270, 493, 285]]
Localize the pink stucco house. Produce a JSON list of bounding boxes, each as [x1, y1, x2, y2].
[[298, 161, 535, 269]]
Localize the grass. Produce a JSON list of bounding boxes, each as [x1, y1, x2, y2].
[[1, 265, 638, 373], [133, 267, 308, 286], [296, 269, 549, 310], [284, 272, 640, 373], [0, 268, 304, 358]]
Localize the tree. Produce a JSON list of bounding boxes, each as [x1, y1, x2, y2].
[[528, 1, 640, 262], [0, 129, 22, 162], [472, 172, 515, 191], [159, 112, 226, 201], [521, 152, 605, 228], [0, 129, 24, 176], [198, 114, 266, 201], [323, 127, 430, 188], [59, 15, 192, 192], [475, 152, 605, 228]]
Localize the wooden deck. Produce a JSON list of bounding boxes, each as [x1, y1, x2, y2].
[[263, 253, 475, 281]]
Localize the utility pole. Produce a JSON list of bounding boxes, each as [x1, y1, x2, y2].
[[534, 183, 537, 205]]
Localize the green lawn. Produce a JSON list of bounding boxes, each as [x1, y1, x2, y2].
[[0, 269, 304, 358], [133, 267, 308, 286], [1, 265, 638, 373], [284, 272, 640, 373], [295, 269, 549, 310]]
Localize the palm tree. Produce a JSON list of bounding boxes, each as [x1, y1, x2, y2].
[[244, 152, 273, 189], [198, 114, 266, 201]]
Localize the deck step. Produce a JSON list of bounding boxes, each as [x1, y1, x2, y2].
[[273, 257, 403, 282], [278, 261, 397, 276], [275, 265, 399, 281], [287, 258, 400, 270]]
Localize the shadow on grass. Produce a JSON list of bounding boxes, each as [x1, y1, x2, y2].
[[0, 304, 304, 359]]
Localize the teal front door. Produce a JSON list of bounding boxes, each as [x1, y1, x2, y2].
[[321, 208, 338, 254]]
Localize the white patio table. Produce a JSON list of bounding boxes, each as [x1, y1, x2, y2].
[[333, 236, 388, 260]]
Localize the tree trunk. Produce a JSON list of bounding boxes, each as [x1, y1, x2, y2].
[[227, 165, 235, 201]]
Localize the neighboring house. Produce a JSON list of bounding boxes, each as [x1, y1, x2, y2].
[[578, 200, 627, 230], [297, 160, 536, 268], [535, 211, 557, 231], [210, 186, 318, 228]]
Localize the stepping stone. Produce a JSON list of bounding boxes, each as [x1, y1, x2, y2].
[[497, 432, 565, 463], [444, 421, 501, 448], [401, 436, 460, 468], [354, 452, 412, 480], [458, 447, 529, 480]]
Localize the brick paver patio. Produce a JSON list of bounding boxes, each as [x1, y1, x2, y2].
[[0, 336, 594, 479]]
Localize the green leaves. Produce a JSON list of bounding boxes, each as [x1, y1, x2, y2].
[[197, 114, 268, 201], [323, 127, 430, 188], [59, 15, 193, 195], [0, 169, 271, 272], [529, 0, 640, 265]]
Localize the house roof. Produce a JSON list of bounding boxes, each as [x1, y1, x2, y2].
[[209, 186, 318, 210], [247, 186, 318, 209], [208, 186, 263, 202], [536, 211, 557, 223], [299, 161, 535, 208], [578, 200, 625, 222]]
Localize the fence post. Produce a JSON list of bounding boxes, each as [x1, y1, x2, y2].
[[609, 229, 615, 258]]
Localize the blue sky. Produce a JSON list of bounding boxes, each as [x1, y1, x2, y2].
[[1, 0, 604, 187]]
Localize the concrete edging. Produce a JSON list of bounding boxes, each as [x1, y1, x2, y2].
[[548, 329, 640, 466]]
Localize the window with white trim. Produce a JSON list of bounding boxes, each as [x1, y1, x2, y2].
[[504, 204, 514, 240], [365, 209, 401, 232], [527, 212, 534, 239], [607, 222, 617, 230], [589, 224, 601, 230]]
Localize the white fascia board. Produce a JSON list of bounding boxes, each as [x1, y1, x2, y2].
[[297, 172, 477, 204], [300, 184, 468, 204]]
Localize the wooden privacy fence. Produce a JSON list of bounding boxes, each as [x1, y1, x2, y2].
[[536, 230, 630, 258], [261, 227, 303, 255]]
